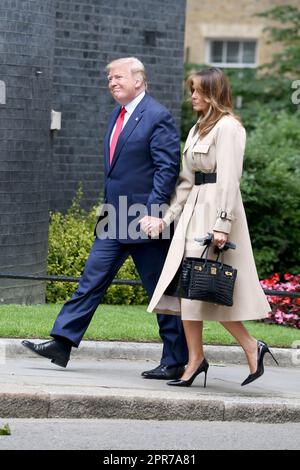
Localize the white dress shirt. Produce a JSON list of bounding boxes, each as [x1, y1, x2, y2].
[[110, 91, 145, 144]]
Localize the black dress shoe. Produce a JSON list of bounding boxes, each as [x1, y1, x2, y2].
[[21, 339, 71, 368], [141, 364, 185, 380], [241, 340, 279, 386], [167, 358, 209, 388]]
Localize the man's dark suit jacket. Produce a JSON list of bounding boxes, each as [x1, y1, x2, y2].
[[95, 92, 180, 243]]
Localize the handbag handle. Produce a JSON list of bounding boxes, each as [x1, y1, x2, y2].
[[195, 232, 236, 251], [200, 244, 224, 267], [196, 233, 237, 269]]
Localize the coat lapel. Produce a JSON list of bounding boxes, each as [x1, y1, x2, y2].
[[183, 124, 200, 154], [107, 94, 149, 176]]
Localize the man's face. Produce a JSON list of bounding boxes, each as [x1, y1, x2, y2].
[[107, 64, 139, 105]]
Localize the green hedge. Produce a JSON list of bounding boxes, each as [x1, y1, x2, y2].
[[46, 190, 148, 304], [241, 109, 300, 277]]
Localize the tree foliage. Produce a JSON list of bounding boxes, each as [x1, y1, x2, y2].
[[257, 4, 300, 76], [242, 109, 300, 277], [180, 4, 300, 277]]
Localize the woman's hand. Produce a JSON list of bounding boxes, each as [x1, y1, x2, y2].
[[213, 230, 228, 249], [148, 217, 165, 238]]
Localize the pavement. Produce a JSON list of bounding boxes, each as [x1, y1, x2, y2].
[[0, 338, 300, 423]]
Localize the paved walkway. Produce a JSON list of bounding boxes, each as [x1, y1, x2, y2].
[[0, 339, 299, 423]]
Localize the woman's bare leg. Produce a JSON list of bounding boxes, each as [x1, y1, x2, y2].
[[180, 320, 205, 380], [220, 321, 258, 373]]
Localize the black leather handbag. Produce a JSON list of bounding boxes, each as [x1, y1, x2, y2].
[[165, 238, 237, 307]]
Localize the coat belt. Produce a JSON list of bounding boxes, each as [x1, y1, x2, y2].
[[195, 171, 216, 185]]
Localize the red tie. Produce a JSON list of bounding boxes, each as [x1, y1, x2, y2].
[[109, 106, 126, 165]]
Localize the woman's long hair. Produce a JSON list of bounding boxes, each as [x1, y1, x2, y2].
[[186, 67, 241, 137]]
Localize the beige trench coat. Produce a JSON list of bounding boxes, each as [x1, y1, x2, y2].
[[147, 115, 270, 321]]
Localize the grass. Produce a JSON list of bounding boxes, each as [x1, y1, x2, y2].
[[0, 424, 11, 436], [0, 304, 299, 348]]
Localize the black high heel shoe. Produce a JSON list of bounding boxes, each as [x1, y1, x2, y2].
[[167, 358, 209, 388], [241, 340, 279, 386]]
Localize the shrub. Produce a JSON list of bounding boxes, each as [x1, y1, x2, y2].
[[46, 189, 148, 304], [242, 109, 300, 277], [260, 273, 300, 329]]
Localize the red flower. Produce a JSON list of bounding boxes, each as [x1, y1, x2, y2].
[[262, 273, 300, 329]]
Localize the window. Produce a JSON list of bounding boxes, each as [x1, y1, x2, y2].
[[207, 40, 257, 67]]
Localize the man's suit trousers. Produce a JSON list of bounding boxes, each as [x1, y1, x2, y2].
[[50, 237, 188, 367]]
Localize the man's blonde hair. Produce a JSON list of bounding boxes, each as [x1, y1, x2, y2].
[[106, 57, 148, 89]]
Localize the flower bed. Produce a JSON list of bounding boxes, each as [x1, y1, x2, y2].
[[260, 273, 300, 329]]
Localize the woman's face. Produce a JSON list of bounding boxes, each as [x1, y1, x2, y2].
[[191, 87, 210, 114]]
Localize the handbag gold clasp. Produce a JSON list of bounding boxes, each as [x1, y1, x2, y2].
[[211, 267, 217, 275], [194, 265, 203, 271]]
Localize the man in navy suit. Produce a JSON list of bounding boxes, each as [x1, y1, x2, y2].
[[22, 57, 188, 380]]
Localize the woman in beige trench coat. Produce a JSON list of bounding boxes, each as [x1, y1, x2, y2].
[[145, 68, 278, 387]]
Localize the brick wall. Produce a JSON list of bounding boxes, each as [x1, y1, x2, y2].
[[51, 0, 186, 212], [0, 0, 186, 303], [0, 0, 56, 303], [185, 0, 300, 66]]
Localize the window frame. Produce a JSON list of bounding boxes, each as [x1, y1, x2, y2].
[[205, 38, 257, 68]]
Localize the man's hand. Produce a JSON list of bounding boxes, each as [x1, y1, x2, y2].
[[140, 215, 151, 236], [140, 216, 165, 238]]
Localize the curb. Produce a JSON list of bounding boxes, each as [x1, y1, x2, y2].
[[1, 338, 299, 368], [0, 391, 299, 423], [1, 339, 300, 423]]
